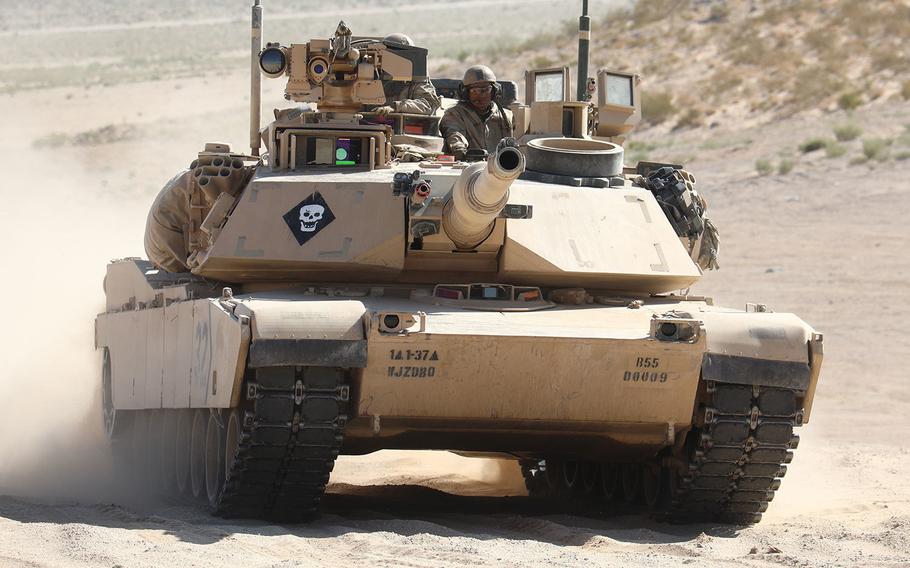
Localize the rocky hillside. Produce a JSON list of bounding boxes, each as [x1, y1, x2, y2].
[[438, 0, 910, 131]]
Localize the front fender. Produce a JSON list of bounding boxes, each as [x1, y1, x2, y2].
[[235, 296, 368, 368], [699, 311, 819, 391]]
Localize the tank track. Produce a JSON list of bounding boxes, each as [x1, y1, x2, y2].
[[521, 382, 803, 524], [670, 381, 802, 523], [212, 366, 350, 521]]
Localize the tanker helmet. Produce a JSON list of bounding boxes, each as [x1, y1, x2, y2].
[[383, 33, 414, 46], [462, 65, 497, 87], [459, 65, 498, 101]]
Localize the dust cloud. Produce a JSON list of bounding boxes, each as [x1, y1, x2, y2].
[[0, 143, 147, 501]]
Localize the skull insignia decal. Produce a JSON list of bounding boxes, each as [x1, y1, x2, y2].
[[299, 204, 324, 232], [283, 192, 336, 245]]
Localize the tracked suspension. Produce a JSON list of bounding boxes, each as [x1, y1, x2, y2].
[[521, 383, 803, 524], [213, 366, 350, 520], [669, 382, 802, 523], [111, 365, 351, 521]]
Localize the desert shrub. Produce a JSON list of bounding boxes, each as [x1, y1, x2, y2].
[[707, 3, 730, 22], [674, 107, 704, 130], [798, 138, 827, 153], [71, 124, 137, 146], [754, 5, 785, 25], [701, 140, 723, 150], [626, 140, 658, 153], [624, 140, 658, 163], [642, 90, 675, 125], [31, 123, 137, 149], [631, 0, 691, 26], [729, 30, 771, 66], [755, 159, 773, 176], [803, 27, 830, 53], [837, 91, 863, 111], [897, 126, 910, 147], [532, 55, 553, 68], [701, 70, 743, 100], [895, 151, 910, 161], [32, 132, 68, 148], [825, 143, 847, 159], [862, 138, 892, 161], [833, 124, 862, 142], [602, 6, 633, 26], [559, 18, 580, 35], [777, 159, 794, 175], [790, 67, 841, 110], [871, 48, 910, 74], [902, 80, 910, 100], [837, 0, 890, 31], [642, 60, 665, 77]]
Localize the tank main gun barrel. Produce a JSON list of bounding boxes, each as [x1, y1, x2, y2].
[[442, 142, 526, 250]]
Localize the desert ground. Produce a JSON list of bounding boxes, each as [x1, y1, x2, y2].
[[1, 1, 910, 567]]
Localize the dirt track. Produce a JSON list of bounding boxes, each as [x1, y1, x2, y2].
[[1, 65, 909, 567]]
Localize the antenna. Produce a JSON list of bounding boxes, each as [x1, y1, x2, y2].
[[576, 0, 590, 101], [250, 0, 263, 156]]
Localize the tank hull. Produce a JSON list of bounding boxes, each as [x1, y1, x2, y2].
[[96, 259, 821, 521]]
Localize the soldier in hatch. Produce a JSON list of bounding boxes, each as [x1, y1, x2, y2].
[[439, 65, 513, 161], [371, 33, 441, 117]]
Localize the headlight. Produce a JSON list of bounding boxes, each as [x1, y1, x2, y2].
[[376, 311, 426, 334], [651, 317, 701, 342]]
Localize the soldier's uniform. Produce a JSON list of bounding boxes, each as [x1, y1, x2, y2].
[[440, 101, 513, 156], [375, 33, 440, 116], [383, 79, 441, 115], [440, 65, 513, 157]]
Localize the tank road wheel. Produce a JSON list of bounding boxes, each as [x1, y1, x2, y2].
[[666, 465, 681, 499], [519, 460, 548, 496], [100, 349, 115, 436], [190, 409, 207, 499], [600, 463, 619, 501], [205, 409, 244, 514], [130, 411, 151, 486], [205, 411, 226, 508], [223, 410, 242, 485], [159, 409, 178, 493], [544, 460, 563, 495], [175, 410, 193, 495], [101, 348, 120, 440], [561, 460, 581, 492], [642, 465, 664, 509], [581, 462, 600, 495], [621, 463, 642, 504], [146, 410, 166, 491]]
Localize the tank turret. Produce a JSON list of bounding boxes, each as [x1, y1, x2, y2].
[[443, 141, 525, 249]]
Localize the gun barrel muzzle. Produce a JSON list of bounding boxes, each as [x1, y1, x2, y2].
[[443, 144, 526, 249]]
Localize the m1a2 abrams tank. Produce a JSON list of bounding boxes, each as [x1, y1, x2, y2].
[[95, 1, 823, 523]]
